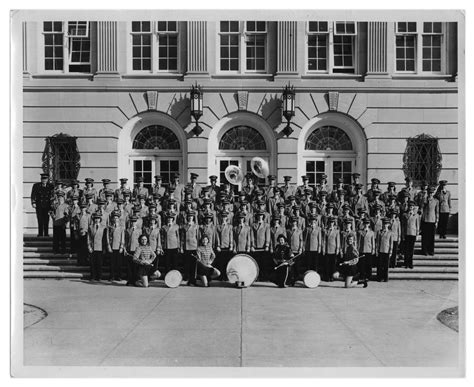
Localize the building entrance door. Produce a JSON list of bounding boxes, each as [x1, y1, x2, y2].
[[305, 158, 354, 191], [217, 156, 269, 193], [131, 156, 181, 192]]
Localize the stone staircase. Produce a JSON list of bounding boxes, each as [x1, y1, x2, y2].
[[22, 234, 459, 281]]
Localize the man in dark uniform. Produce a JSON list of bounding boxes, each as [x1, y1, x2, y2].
[[207, 175, 220, 203], [280, 176, 297, 200], [115, 178, 130, 202], [82, 178, 97, 204], [98, 179, 112, 202], [347, 173, 361, 198], [264, 175, 278, 200], [31, 173, 54, 237], [366, 178, 381, 203], [152, 175, 166, 198]]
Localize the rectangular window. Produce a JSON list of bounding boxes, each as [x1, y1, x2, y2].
[[306, 160, 326, 186], [131, 21, 152, 71], [43, 21, 64, 71], [68, 22, 91, 73], [133, 160, 153, 192], [157, 21, 178, 71], [395, 21, 444, 74], [306, 21, 356, 74], [332, 161, 352, 188], [160, 160, 179, 187], [218, 21, 267, 73]]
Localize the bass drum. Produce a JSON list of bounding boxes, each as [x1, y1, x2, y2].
[[164, 270, 183, 288], [226, 254, 259, 288], [303, 270, 321, 288]]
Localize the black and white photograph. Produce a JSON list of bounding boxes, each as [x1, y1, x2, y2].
[[10, 8, 465, 378]]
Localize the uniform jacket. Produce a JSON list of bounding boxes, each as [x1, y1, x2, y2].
[[82, 187, 97, 203], [78, 212, 91, 235], [199, 224, 218, 249], [114, 187, 129, 202], [304, 225, 322, 252], [323, 228, 340, 255], [107, 223, 125, 251], [88, 223, 106, 252], [31, 182, 54, 209], [398, 187, 417, 202], [125, 226, 141, 253], [69, 204, 81, 230], [51, 203, 69, 227], [436, 190, 451, 213], [350, 194, 369, 214], [233, 223, 252, 252], [270, 225, 287, 252], [251, 222, 271, 250], [151, 184, 166, 198], [161, 223, 180, 250], [180, 223, 200, 251], [217, 223, 234, 250], [357, 229, 376, 254], [280, 184, 297, 199], [390, 218, 401, 242], [377, 229, 394, 255], [287, 227, 303, 253], [403, 213, 420, 237], [421, 197, 439, 223]]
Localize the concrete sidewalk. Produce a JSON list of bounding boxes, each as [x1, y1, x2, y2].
[[23, 279, 459, 367]]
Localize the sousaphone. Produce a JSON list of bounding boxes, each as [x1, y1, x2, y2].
[[251, 157, 269, 179], [224, 165, 244, 186]]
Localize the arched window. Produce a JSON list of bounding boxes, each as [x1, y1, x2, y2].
[[305, 126, 353, 151], [42, 133, 81, 184], [219, 126, 267, 150], [403, 134, 442, 186], [132, 125, 180, 150]]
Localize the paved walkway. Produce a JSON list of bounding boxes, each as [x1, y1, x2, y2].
[[23, 279, 459, 368]]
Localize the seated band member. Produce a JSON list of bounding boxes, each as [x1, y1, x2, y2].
[[133, 234, 160, 288], [336, 234, 367, 288], [270, 234, 294, 288], [194, 234, 221, 287]]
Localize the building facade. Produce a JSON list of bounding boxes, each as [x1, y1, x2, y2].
[[21, 16, 459, 232]]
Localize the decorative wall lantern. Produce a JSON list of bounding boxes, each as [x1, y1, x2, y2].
[[282, 84, 295, 137], [190, 84, 203, 136]]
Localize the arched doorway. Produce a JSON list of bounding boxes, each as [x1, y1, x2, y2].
[[118, 111, 187, 189], [298, 112, 367, 190], [208, 112, 277, 190]]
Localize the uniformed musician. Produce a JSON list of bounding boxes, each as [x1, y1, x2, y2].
[[270, 234, 294, 288], [436, 180, 451, 239], [31, 173, 54, 237], [376, 218, 393, 282]]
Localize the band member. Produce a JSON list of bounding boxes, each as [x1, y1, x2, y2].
[[187, 172, 202, 200], [281, 176, 297, 200], [398, 176, 417, 202], [317, 174, 329, 195], [296, 175, 314, 200], [68, 194, 81, 255], [77, 203, 90, 266], [340, 218, 358, 252], [264, 175, 278, 200], [198, 199, 217, 225], [415, 181, 429, 214], [322, 203, 337, 229], [306, 202, 321, 227], [114, 178, 130, 202], [275, 203, 288, 230], [82, 178, 97, 204], [385, 194, 400, 215], [207, 175, 220, 202], [98, 179, 112, 202], [178, 200, 194, 226], [347, 173, 361, 198], [233, 213, 252, 254], [181, 211, 200, 284], [88, 212, 106, 281], [123, 191, 134, 217], [243, 173, 257, 202], [251, 210, 271, 279], [216, 211, 234, 280], [136, 194, 149, 219], [50, 191, 69, 254], [323, 217, 340, 282], [338, 234, 367, 288], [287, 216, 303, 284], [350, 184, 369, 215], [381, 182, 397, 204], [152, 175, 166, 198], [67, 180, 83, 204], [436, 180, 451, 239], [31, 173, 54, 237], [133, 176, 149, 203], [270, 215, 286, 253], [317, 191, 328, 216], [95, 199, 108, 228], [193, 234, 221, 287], [371, 204, 384, 236], [103, 190, 116, 217], [124, 215, 141, 285], [330, 178, 345, 203], [161, 213, 181, 273], [338, 204, 356, 231], [366, 178, 381, 203], [421, 186, 439, 256], [270, 234, 294, 288], [388, 210, 401, 268], [106, 211, 125, 282], [402, 201, 419, 269], [133, 234, 159, 288], [200, 213, 218, 249], [369, 189, 386, 217], [146, 214, 163, 256], [357, 218, 375, 282], [304, 215, 323, 273], [376, 218, 393, 282]]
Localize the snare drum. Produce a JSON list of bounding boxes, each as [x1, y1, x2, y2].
[[226, 254, 259, 288], [303, 270, 321, 288], [164, 270, 183, 288]]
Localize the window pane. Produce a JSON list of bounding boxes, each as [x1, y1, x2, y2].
[[408, 22, 417, 32], [54, 22, 62, 31], [220, 21, 229, 32], [230, 21, 239, 32], [157, 21, 166, 31]]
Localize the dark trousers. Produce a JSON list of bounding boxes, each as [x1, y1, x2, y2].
[[421, 222, 436, 255], [165, 249, 179, 273], [184, 249, 197, 282], [270, 264, 293, 287], [377, 252, 390, 281], [110, 250, 123, 280], [90, 251, 103, 280], [358, 253, 373, 281], [389, 241, 399, 268], [324, 254, 337, 281], [404, 235, 416, 268], [216, 248, 232, 280], [254, 250, 270, 280], [77, 234, 89, 265], [70, 228, 79, 254], [438, 212, 450, 237], [36, 207, 50, 236], [53, 226, 66, 253], [305, 251, 320, 273], [126, 251, 137, 283]]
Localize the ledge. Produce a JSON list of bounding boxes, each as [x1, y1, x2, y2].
[[211, 73, 274, 80]]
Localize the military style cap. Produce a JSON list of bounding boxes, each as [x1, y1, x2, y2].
[[149, 214, 159, 221], [123, 190, 131, 196], [408, 200, 416, 206], [283, 176, 292, 181], [382, 217, 391, 224], [337, 188, 346, 195], [71, 179, 79, 186], [301, 175, 309, 181], [371, 178, 380, 185], [237, 212, 246, 218], [363, 218, 371, 224], [319, 190, 328, 197], [358, 208, 368, 214], [184, 187, 193, 195], [238, 191, 246, 196], [388, 182, 396, 187], [221, 198, 230, 205], [92, 212, 102, 219], [55, 180, 63, 185], [337, 177, 344, 184], [136, 176, 144, 183], [342, 204, 351, 210], [40, 173, 49, 179], [256, 210, 266, 216], [326, 203, 334, 209], [137, 194, 145, 200], [120, 178, 128, 183], [276, 202, 285, 208], [272, 214, 281, 220], [71, 194, 79, 200], [389, 209, 399, 216], [273, 187, 281, 194], [308, 202, 318, 208], [343, 218, 353, 224], [85, 178, 94, 183], [401, 190, 410, 198], [373, 189, 381, 195], [154, 175, 162, 180], [187, 210, 197, 217], [290, 216, 298, 222], [79, 202, 88, 208], [190, 172, 199, 179], [168, 186, 175, 193], [292, 204, 301, 211], [116, 198, 124, 204], [221, 210, 229, 217], [327, 217, 336, 223], [172, 173, 180, 178], [320, 174, 328, 180], [102, 179, 111, 184], [203, 198, 213, 204], [288, 195, 296, 201], [304, 188, 313, 194], [240, 199, 248, 205], [428, 186, 436, 193], [268, 175, 276, 181], [439, 180, 448, 186], [355, 183, 364, 189], [256, 199, 266, 206], [85, 193, 94, 199], [56, 191, 65, 197], [255, 188, 264, 196], [111, 210, 120, 218], [129, 215, 138, 221], [209, 175, 218, 181], [168, 198, 177, 204], [405, 176, 413, 182], [166, 212, 176, 219], [133, 206, 141, 213], [148, 203, 157, 209], [352, 173, 361, 178], [153, 193, 161, 199], [374, 204, 382, 210], [309, 215, 318, 222]]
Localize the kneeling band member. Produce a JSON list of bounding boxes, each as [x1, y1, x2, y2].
[[133, 234, 160, 288], [194, 234, 221, 287], [271, 234, 294, 288]]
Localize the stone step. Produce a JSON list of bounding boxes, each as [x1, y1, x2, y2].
[[414, 249, 458, 255], [414, 242, 459, 248], [23, 265, 90, 272], [23, 246, 74, 252], [413, 254, 458, 260], [386, 273, 458, 281], [23, 258, 79, 265], [24, 271, 86, 279], [385, 267, 458, 274], [409, 260, 458, 267]]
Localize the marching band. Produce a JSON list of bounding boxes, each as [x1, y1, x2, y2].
[[30, 159, 452, 288]]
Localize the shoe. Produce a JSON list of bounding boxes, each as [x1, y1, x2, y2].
[[363, 281, 368, 288], [186, 281, 196, 286]]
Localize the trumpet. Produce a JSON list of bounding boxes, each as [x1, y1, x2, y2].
[[251, 157, 269, 179], [225, 165, 244, 185]]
